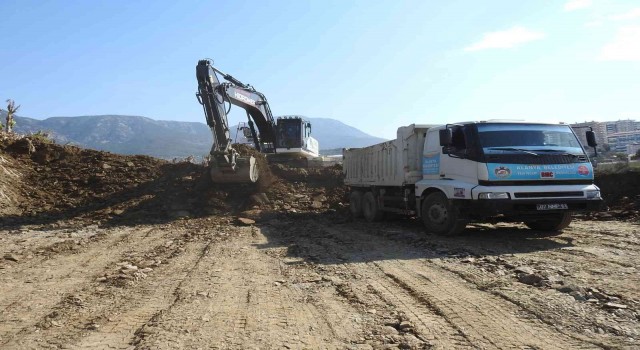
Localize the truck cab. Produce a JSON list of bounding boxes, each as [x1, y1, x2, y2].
[[417, 121, 602, 234]]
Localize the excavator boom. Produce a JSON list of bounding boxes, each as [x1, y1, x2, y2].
[[196, 60, 259, 183]]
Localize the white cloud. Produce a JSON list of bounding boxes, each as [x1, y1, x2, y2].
[[464, 26, 545, 52], [608, 8, 640, 21], [598, 25, 640, 61], [564, 0, 592, 12]]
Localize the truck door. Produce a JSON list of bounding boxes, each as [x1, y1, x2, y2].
[[440, 125, 479, 184], [422, 129, 442, 180]]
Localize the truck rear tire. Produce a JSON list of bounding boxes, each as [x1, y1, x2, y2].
[[524, 212, 572, 232], [350, 191, 364, 218], [421, 192, 467, 236], [362, 191, 384, 222]]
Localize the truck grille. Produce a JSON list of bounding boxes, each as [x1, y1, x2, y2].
[[513, 191, 584, 198]]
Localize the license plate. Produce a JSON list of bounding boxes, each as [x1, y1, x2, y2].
[[536, 203, 568, 210]]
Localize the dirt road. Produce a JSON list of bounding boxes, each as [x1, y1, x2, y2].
[[1, 214, 638, 349]]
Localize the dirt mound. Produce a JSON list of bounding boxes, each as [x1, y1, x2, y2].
[[0, 137, 347, 227], [592, 170, 640, 221], [264, 164, 346, 212], [1, 136, 167, 224], [220, 144, 347, 216], [0, 153, 28, 216]]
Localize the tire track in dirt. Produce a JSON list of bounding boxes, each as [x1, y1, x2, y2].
[[0, 223, 208, 349], [366, 218, 639, 348], [366, 275, 473, 348], [437, 260, 637, 348], [3, 218, 231, 349], [378, 260, 600, 349], [279, 224, 472, 349], [75, 239, 211, 350], [133, 226, 363, 349], [296, 221, 604, 349], [0, 226, 149, 346], [359, 219, 640, 327]]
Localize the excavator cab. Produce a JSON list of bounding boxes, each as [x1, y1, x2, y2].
[[274, 116, 319, 157], [276, 117, 304, 149]]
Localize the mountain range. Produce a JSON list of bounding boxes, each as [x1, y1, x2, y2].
[[1, 112, 385, 159]]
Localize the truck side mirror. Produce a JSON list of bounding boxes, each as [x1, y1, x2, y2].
[[586, 131, 597, 147], [439, 129, 452, 146]]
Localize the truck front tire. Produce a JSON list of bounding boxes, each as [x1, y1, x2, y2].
[[350, 191, 364, 218], [421, 192, 467, 236], [362, 192, 384, 222], [524, 212, 572, 233]]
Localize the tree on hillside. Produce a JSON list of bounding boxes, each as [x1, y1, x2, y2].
[[5, 99, 20, 133]]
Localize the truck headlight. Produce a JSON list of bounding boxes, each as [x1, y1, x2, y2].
[[479, 192, 510, 199], [586, 190, 601, 199]]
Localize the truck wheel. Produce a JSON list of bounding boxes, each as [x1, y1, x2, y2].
[[349, 191, 364, 218], [524, 213, 572, 233], [362, 192, 384, 222], [421, 192, 467, 236]]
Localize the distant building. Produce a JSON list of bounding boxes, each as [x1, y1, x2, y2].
[[571, 119, 640, 151], [605, 119, 640, 134], [627, 143, 640, 155], [607, 130, 640, 152], [570, 121, 607, 147]]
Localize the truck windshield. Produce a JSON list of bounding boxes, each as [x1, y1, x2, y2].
[[477, 124, 584, 155]]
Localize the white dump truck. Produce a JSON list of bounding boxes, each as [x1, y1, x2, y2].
[[343, 121, 603, 235]]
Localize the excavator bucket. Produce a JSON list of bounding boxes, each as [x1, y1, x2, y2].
[[210, 156, 259, 184]]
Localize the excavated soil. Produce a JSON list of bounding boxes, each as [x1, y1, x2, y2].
[[1, 136, 639, 349]]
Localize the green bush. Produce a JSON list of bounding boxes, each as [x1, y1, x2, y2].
[[29, 130, 54, 144], [596, 162, 630, 174]]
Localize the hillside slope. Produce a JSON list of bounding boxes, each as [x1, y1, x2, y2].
[[14, 115, 211, 159], [10, 113, 386, 157]]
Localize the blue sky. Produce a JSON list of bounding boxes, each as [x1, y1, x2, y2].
[[1, 0, 639, 139]]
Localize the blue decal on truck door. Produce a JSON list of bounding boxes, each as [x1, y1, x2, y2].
[[422, 154, 440, 175], [487, 163, 594, 181]]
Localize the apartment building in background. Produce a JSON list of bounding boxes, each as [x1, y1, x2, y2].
[[571, 119, 640, 153]]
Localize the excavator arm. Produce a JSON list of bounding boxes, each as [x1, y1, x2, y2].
[[196, 59, 260, 183], [217, 84, 277, 151]]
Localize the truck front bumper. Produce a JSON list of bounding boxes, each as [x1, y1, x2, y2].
[[463, 183, 604, 216], [461, 198, 604, 218]]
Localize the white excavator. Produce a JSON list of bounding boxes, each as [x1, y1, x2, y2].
[[196, 59, 319, 183]]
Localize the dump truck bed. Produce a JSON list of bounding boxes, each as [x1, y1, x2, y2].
[[343, 124, 434, 187]]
